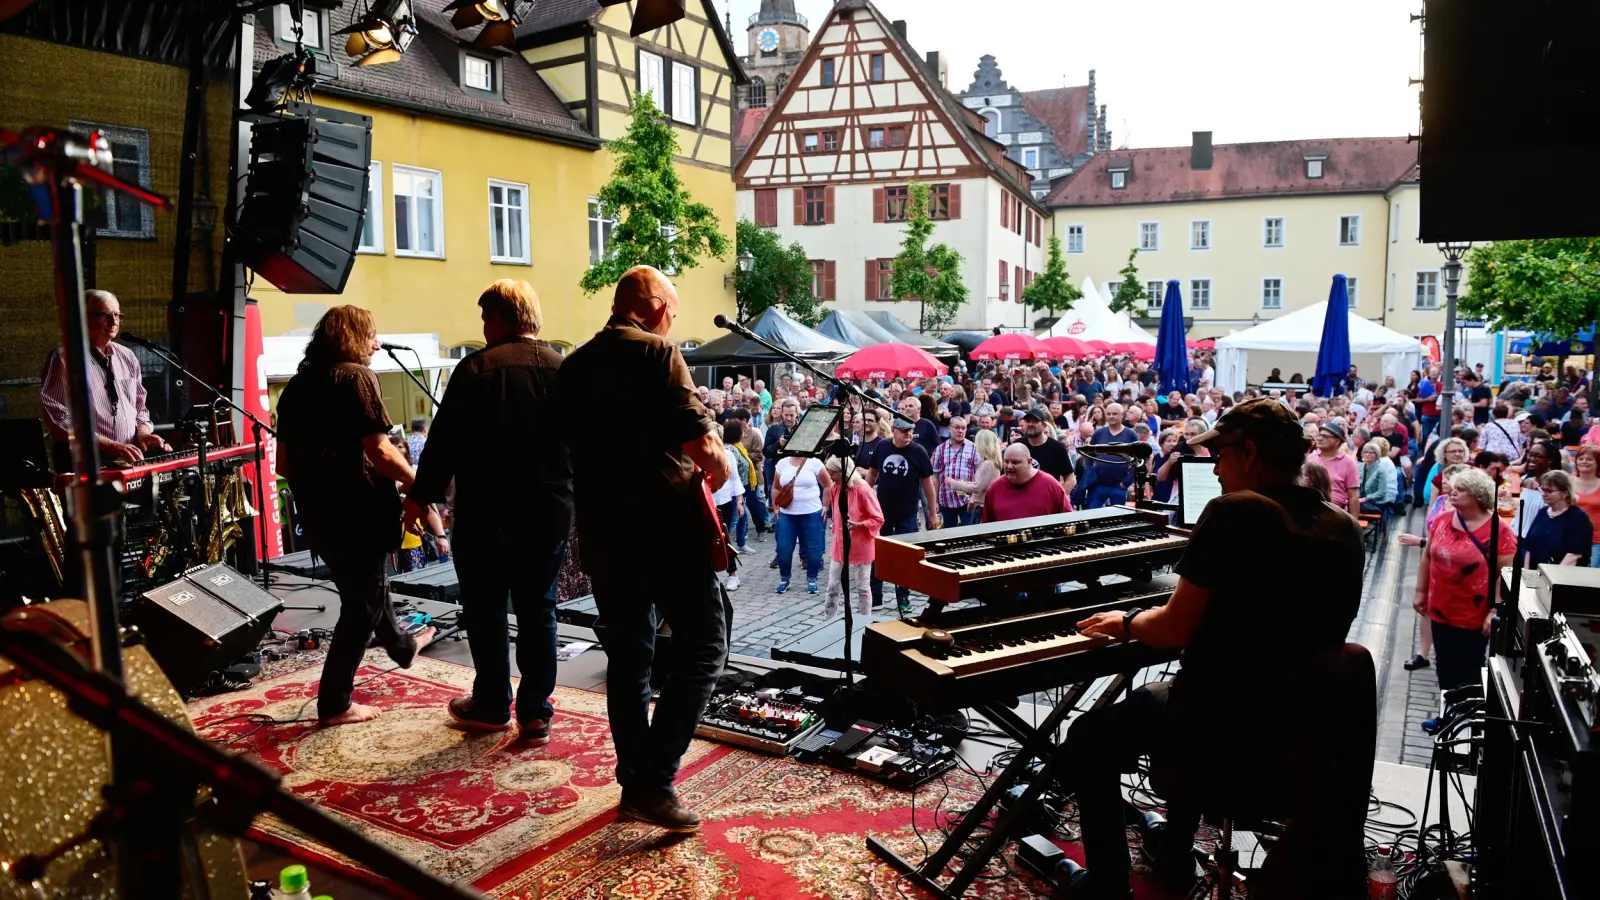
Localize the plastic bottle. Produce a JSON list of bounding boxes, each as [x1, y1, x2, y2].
[[276, 865, 313, 900], [1368, 844, 1398, 900]]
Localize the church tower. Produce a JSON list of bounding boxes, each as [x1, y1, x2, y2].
[[738, 0, 811, 111]]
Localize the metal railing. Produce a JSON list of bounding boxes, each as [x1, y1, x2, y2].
[[749, 10, 808, 28]]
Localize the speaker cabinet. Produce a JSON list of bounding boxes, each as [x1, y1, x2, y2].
[[134, 563, 282, 696], [237, 102, 373, 293]]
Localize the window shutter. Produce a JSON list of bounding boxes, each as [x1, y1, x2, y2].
[[793, 188, 804, 225], [824, 186, 836, 224], [756, 189, 775, 226], [824, 260, 836, 300], [1015, 265, 1023, 302], [1026, 213, 1033, 243], [1035, 214, 1043, 246], [1001, 194, 1009, 229], [998, 260, 1007, 298], [873, 187, 885, 223], [865, 259, 878, 301], [949, 184, 962, 219]]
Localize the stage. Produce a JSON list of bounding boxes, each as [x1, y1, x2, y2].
[[203, 571, 1469, 899]]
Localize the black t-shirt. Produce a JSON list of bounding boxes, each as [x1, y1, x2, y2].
[[988, 389, 1009, 407], [1523, 506, 1593, 567], [912, 417, 941, 457], [1026, 436, 1070, 480], [1138, 370, 1158, 387], [1470, 385, 1493, 424], [868, 439, 933, 523], [856, 436, 885, 468]]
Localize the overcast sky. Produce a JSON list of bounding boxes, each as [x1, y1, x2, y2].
[[720, 0, 1422, 149]]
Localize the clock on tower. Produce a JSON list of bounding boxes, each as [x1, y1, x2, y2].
[[757, 27, 779, 52]]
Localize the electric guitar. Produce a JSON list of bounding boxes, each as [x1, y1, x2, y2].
[[693, 468, 731, 573]]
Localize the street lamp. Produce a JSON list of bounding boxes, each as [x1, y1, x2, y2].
[[1436, 241, 1472, 441], [1252, 312, 1260, 327], [725, 249, 753, 287]]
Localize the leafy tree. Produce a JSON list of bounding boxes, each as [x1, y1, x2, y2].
[[890, 182, 968, 333], [1021, 234, 1082, 318], [735, 218, 822, 326], [1459, 238, 1600, 337], [1107, 248, 1148, 315], [580, 93, 729, 294]]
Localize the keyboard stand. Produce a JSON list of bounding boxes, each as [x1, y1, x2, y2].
[[866, 673, 1132, 899]]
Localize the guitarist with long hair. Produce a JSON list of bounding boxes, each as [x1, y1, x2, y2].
[[558, 265, 733, 834]]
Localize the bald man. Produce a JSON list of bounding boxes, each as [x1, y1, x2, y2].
[[557, 265, 731, 834], [983, 443, 1067, 522], [39, 289, 167, 465]]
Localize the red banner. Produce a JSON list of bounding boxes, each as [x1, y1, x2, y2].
[[1420, 335, 1442, 365], [242, 300, 283, 560]]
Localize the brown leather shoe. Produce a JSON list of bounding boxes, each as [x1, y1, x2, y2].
[[618, 790, 702, 833], [515, 718, 552, 746], [447, 697, 511, 732]]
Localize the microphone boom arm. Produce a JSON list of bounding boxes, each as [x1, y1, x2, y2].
[[711, 315, 901, 427]]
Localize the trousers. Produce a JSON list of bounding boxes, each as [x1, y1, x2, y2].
[[871, 514, 921, 604], [454, 529, 566, 724], [317, 543, 419, 719], [776, 510, 823, 582], [826, 557, 872, 614]]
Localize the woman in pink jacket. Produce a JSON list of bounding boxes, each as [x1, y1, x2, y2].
[[823, 455, 884, 617]]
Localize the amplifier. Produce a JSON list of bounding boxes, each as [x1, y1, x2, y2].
[[134, 564, 281, 696], [1536, 564, 1600, 620]]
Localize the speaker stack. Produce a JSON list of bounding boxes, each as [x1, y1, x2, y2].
[[134, 562, 283, 696], [237, 101, 373, 293]]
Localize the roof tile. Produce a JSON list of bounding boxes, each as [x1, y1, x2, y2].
[[1020, 86, 1090, 159]]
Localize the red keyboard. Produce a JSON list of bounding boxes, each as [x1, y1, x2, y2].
[[55, 442, 261, 492]]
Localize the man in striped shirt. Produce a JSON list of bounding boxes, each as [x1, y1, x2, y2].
[[931, 417, 979, 527]]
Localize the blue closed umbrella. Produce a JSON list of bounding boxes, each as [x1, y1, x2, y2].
[[1154, 279, 1191, 395], [1312, 275, 1353, 398]]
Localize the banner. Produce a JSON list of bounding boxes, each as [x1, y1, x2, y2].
[[1420, 335, 1441, 365], [242, 300, 283, 560]]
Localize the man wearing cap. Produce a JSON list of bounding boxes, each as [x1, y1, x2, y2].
[[1019, 407, 1071, 490], [1309, 421, 1361, 517], [1055, 398, 1366, 900]]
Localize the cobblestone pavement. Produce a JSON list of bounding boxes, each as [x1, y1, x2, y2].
[[1373, 509, 1443, 769]]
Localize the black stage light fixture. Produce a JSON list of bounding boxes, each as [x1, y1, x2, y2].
[[597, 0, 685, 37], [443, 0, 522, 49], [335, 0, 419, 67]]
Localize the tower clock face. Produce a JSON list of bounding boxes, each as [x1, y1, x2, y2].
[[757, 28, 779, 52]]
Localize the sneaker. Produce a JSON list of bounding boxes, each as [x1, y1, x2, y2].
[[823, 602, 839, 617], [756, 532, 767, 543], [768, 559, 779, 569], [1052, 859, 1134, 900], [807, 579, 819, 594], [730, 544, 745, 555], [776, 581, 790, 594], [1404, 654, 1431, 671], [618, 789, 702, 833], [898, 598, 913, 614], [515, 718, 552, 746], [727, 576, 741, 591], [447, 697, 511, 732]]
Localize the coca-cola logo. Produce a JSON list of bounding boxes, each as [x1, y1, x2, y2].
[[1067, 321, 1087, 335]]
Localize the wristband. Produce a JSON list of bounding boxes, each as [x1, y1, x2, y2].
[[1122, 607, 1144, 643]]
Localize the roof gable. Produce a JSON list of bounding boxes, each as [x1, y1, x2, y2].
[[517, 0, 746, 83], [1020, 86, 1091, 159]]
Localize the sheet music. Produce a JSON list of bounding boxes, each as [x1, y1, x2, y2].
[[1179, 462, 1223, 526]]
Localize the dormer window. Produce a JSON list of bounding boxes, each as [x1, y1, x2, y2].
[[1109, 167, 1129, 190], [1305, 154, 1327, 179], [275, 4, 327, 49], [463, 54, 497, 93]]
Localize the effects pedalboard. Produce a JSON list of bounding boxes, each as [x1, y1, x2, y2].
[[816, 719, 958, 790], [694, 686, 828, 754]]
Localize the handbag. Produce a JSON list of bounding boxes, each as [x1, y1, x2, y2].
[[772, 457, 803, 510]]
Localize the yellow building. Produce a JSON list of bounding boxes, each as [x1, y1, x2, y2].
[[1047, 134, 1469, 359], [249, 0, 742, 362]]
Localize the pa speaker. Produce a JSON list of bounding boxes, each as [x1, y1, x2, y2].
[[237, 102, 373, 293], [133, 563, 282, 696]]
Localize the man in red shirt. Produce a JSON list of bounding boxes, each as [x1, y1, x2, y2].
[[983, 443, 1067, 522]]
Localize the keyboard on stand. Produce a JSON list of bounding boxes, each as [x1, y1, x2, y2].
[[55, 441, 261, 492]]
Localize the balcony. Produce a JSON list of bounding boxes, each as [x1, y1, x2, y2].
[[749, 10, 808, 28]]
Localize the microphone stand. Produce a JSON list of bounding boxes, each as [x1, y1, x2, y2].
[[384, 346, 441, 409]]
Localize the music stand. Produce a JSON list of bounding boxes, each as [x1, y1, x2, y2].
[[780, 405, 843, 458]]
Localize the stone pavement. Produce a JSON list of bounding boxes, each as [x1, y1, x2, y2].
[[1372, 509, 1443, 769]]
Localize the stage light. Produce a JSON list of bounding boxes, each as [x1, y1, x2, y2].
[[442, 0, 523, 49], [597, 0, 685, 37], [335, 0, 418, 67]]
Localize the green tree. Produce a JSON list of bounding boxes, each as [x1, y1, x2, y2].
[[1459, 238, 1600, 336], [1107, 248, 1148, 315], [580, 93, 729, 294], [1021, 233, 1082, 318], [890, 182, 968, 333], [735, 218, 822, 326]]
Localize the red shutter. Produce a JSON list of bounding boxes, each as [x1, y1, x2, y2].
[[866, 259, 878, 301], [793, 188, 804, 225], [1013, 265, 1021, 302], [755, 189, 774, 226], [949, 184, 962, 219], [1001, 193, 1009, 229], [824, 260, 837, 300], [998, 260, 1007, 300], [873, 187, 885, 223], [1035, 213, 1043, 246], [824, 186, 836, 224]]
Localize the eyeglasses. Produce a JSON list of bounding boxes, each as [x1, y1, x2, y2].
[[91, 311, 124, 321]]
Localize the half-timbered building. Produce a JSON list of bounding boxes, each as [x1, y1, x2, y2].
[[734, 0, 1049, 332]]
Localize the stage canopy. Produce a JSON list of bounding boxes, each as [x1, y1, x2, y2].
[[1214, 301, 1424, 394], [262, 333, 458, 384], [682, 306, 855, 367], [1042, 278, 1156, 345], [859, 311, 961, 357], [815, 310, 901, 347]]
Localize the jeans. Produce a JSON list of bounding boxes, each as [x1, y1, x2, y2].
[[739, 487, 767, 547], [1432, 618, 1489, 692], [1420, 414, 1440, 444], [940, 505, 975, 528], [1589, 543, 1600, 568], [1086, 479, 1129, 509], [776, 511, 823, 582], [871, 514, 922, 604], [454, 530, 566, 724], [317, 543, 419, 719], [717, 501, 738, 552], [591, 563, 731, 796]]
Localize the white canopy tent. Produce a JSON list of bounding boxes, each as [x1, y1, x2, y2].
[[1214, 303, 1424, 394], [1042, 278, 1156, 344], [261, 332, 458, 384]]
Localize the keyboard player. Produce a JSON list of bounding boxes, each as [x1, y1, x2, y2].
[[39, 289, 169, 466], [1055, 397, 1364, 900]]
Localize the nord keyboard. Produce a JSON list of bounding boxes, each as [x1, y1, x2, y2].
[[55, 442, 260, 492], [861, 575, 1182, 710], [873, 506, 1188, 603]]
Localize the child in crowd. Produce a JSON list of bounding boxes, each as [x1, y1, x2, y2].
[[822, 455, 883, 618]]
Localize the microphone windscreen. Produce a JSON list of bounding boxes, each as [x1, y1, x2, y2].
[[713, 314, 731, 329]]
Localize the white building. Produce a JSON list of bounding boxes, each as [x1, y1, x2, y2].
[[733, 0, 1048, 332]]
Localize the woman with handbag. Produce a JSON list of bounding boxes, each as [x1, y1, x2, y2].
[[772, 453, 832, 594]]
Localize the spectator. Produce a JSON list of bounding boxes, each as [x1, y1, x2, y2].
[[407, 417, 428, 465], [1150, 429, 1181, 503], [1309, 422, 1361, 517], [1463, 372, 1493, 425], [1517, 438, 1561, 492], [1423, 437, 1472, 504], [1417, 365, 1441, 441], [1300, 458, 1333, 502], [737, 412, 767, 548], [866, 419, 937, 613], [931, 416, 980, 527], [771, 453, 829, 595], [1479, 403, 1524, 460], [983, 443, 1068, 522], [1570, 445, 1600, 566], [764, 399, 799, 517], [1019, 407, 1073, 489], [900, 396, 941, 459], [965, 429, 1005, 519], [712, 421, 747, 590], [1083, 403, 1137, 508], [1360, 437, 1397, 514], [821, 455, 883, 617], [1523, 471, 1592, 568]]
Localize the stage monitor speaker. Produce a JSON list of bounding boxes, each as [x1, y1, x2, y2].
[[133, 562, 282, 696], [237, 101, 373, 294], [1419, 0, 1600, 242]]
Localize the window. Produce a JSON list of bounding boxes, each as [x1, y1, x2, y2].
[[1022, 148, 1038, 169], [748, 76, 767, 108], [803, 133, 820, 153], [393, 166, 443, 257], [1139, 221, 1160, 251], [670, 61, 697, 125], [1104, 280, 1120, 300], [775, 73, 787, 94], [488, 179, 529, 264], [1190, 220, 1211, 251], [803, 187, 827, 225], [1392, 203, 1401, 241], [810, 260, 826, 298], [928, 183, 953, 220], [821, 58, 836, 87], [1414, 271, 1438, 309], [1263, 217, 1284, 248], [1190, 278, 1211, 310], [463, 54, 495, 92], [822, 131, 839, 152], [588, 197, 616, 264], [1066, 224, 1084, 253], [638, 50, 665, 110], [1346, 277, 1359, 308], [359, 161, 384, 253], [1339, 215, 1361, 246], [982, 110, 999, 139], [1146, 280, 1164, 308], [1306, 156, 1325, 179], [888, 126, 907, 148], [1261, 277, 1282, 310], [70, 121, 153, 239], [1110, 169, 1127, 190], [885, 185, 909, 222], [275, 4, 324, 47], [867, 128, 885, 149], [660, 225, 678, 275], [1000, 263, 1010, 302], [870, 53, 885, 82], [875, 258, 894, 299]]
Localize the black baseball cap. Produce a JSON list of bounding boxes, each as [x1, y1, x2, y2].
[[1021, 408, 1049, 422], [1188, 397, 1303, 448]]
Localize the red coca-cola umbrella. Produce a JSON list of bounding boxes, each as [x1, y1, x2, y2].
[[1041, 335, 1093, 358], [1187, 338, 1215, 350], [1082, 339, 1114, 354], [970, 332, 1052, 361], [834, 342, 948, 380]]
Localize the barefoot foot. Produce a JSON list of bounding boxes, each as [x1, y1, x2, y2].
[[321, 703, 382, 726]]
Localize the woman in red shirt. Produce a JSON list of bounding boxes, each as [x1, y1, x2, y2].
[[1412, 467, 1515, 712]]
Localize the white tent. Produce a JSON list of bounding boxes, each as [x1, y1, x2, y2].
[[262, 332, 458, 384], [1042, 278, 1156, 345], [1214, 303, 1424, 394]]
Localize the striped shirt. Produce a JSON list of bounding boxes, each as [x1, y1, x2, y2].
[[932, 438, 979, 509]]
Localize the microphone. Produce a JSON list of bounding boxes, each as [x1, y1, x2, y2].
[[1079, 442, 1154, 459], [713, 314, 755, 339], [119, 332, 162, 350], [380, 342, 415, 352]]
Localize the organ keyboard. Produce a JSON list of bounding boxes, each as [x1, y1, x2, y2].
[[54, 441, 260, 492]]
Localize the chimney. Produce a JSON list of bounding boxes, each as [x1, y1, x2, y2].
[[926, 51, 947, 88], [1191, 131, 1213, 170], [892, 19, 907, 40]]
